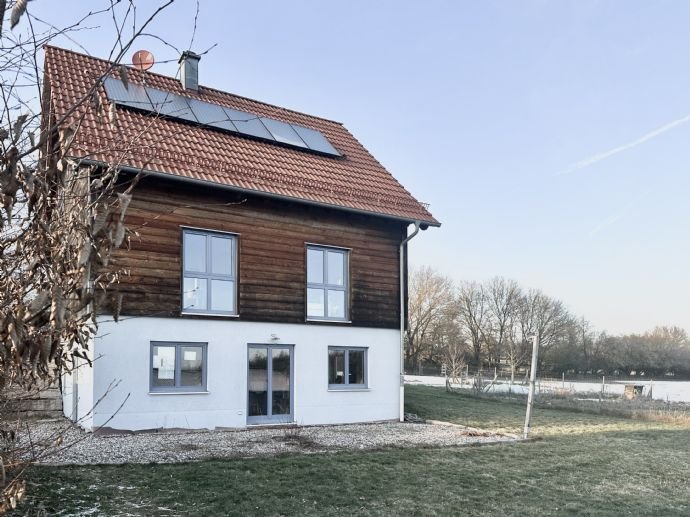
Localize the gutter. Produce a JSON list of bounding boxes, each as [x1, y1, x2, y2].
[[399, 221, 425, 422]]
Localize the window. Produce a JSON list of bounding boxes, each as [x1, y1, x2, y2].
[[150, 342, 207, 392], [306, 245, 349, 320], [182, 229, 237, 315], [328, 347, 367, 388]]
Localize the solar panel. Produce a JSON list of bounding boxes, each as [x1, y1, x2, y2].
[[145, 87, 198, 122], [188, 99, 237, 132], [292, 124, 341, 156], [102, 76, 341, 157], [261, 118, 307, 148], [224, 108, 274, 140], [103, 77, 152, 111]]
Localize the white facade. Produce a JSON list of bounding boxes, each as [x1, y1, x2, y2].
[[67, 316, 400, 431], [61, 345, 95, 430]]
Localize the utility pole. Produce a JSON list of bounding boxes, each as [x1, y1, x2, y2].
[[523, 335, 539, 439]]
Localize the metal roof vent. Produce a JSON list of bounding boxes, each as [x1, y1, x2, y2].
[[179, 50, 200, 91]]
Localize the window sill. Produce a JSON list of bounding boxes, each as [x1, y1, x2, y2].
[[181, 312, 239, 318], [247, 422, 296, 427], [306, 319, 352, 324], [148, 391, 210, 396], [327, 387, 370, 392]]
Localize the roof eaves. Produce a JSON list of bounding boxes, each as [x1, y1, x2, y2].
[[77, 157, 441, 227]]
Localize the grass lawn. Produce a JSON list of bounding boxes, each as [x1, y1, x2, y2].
[[13, 385, 690, 516]]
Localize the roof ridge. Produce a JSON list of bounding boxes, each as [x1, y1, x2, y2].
[[43, 45, 344, 126]]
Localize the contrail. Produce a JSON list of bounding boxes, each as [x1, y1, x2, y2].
[[554, 113, 690, 176], [588, 210, 627, 237]]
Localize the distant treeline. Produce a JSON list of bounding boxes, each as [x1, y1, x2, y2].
[[406, 267, 690, 379]]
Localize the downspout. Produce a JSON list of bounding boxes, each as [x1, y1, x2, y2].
[[399, 221, 422, 422]]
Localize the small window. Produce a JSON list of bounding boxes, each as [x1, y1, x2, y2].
[[151, 342, 207, 392], [306, 245, 349, 320], [328, 347, 367, 388], [182, 229, 237, 315]]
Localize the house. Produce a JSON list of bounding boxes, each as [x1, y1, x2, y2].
[[44, 46, 439, 431]]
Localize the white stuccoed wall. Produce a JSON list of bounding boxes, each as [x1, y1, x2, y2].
[[61, 366, 73, 420], [62, 347, 95, 429], [77, 316, 400, 431]]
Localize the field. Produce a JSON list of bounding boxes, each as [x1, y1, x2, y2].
[[406, 375, 690, 403], [13, 386, 690, 516]]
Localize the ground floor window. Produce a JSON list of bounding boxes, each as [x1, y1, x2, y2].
[[328, 347, 367, 388], [150, 342, 207, 392]]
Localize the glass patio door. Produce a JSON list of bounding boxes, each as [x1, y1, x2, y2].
[[247, 345, 293, 424]]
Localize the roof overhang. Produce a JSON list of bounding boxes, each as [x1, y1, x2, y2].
[[77, 158, 441, 228]]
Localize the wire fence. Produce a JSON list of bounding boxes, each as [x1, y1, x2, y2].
[[405, 365, 666, 399], [406, 363, 665, 382]]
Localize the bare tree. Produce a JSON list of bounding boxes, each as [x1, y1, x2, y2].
[[423, 301, 466, 389], [443, 339, 467, 391], [405, 266, 690, 380], [0, 1, 179, 510], [491, 283, 529, 390], [485, 277, 521, 368], [456, 281, 489, 368], [568, 316, 599, 373], [518, 289, 570, 361], [504, 326, 530, 390], [405, 266, 454, 371], [643, 326, 689, 375]]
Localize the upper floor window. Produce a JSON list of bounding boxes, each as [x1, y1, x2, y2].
[[306, 245, 349, 321], [182, 229, 237, 315]]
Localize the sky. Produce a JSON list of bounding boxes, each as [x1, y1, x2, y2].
[[30, 0, 690, 335]]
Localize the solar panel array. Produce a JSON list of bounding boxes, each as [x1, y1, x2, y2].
[[103, 77, 341, 157]]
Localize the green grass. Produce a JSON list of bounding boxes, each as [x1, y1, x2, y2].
[[13, 385, 690, 516], [405, 385, 684, 436]]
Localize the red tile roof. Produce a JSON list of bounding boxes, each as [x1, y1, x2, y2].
[[43, 46, 438, 226]]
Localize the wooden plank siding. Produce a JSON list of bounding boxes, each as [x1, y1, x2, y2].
[[103, 176, 407, 329]]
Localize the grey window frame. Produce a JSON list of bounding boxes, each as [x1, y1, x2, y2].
[[150, 341, 208, 393], [182, 228, 238, 315], [328, 346, 368, 389], [306, 244, 350, 321]]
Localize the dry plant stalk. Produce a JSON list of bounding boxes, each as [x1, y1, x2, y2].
[[0, 1, 177, 511]]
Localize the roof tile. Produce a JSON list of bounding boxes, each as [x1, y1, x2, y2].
[[43, 46, 438, 225]]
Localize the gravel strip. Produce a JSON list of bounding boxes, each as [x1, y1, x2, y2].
[[20, 419, 515, 465]]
